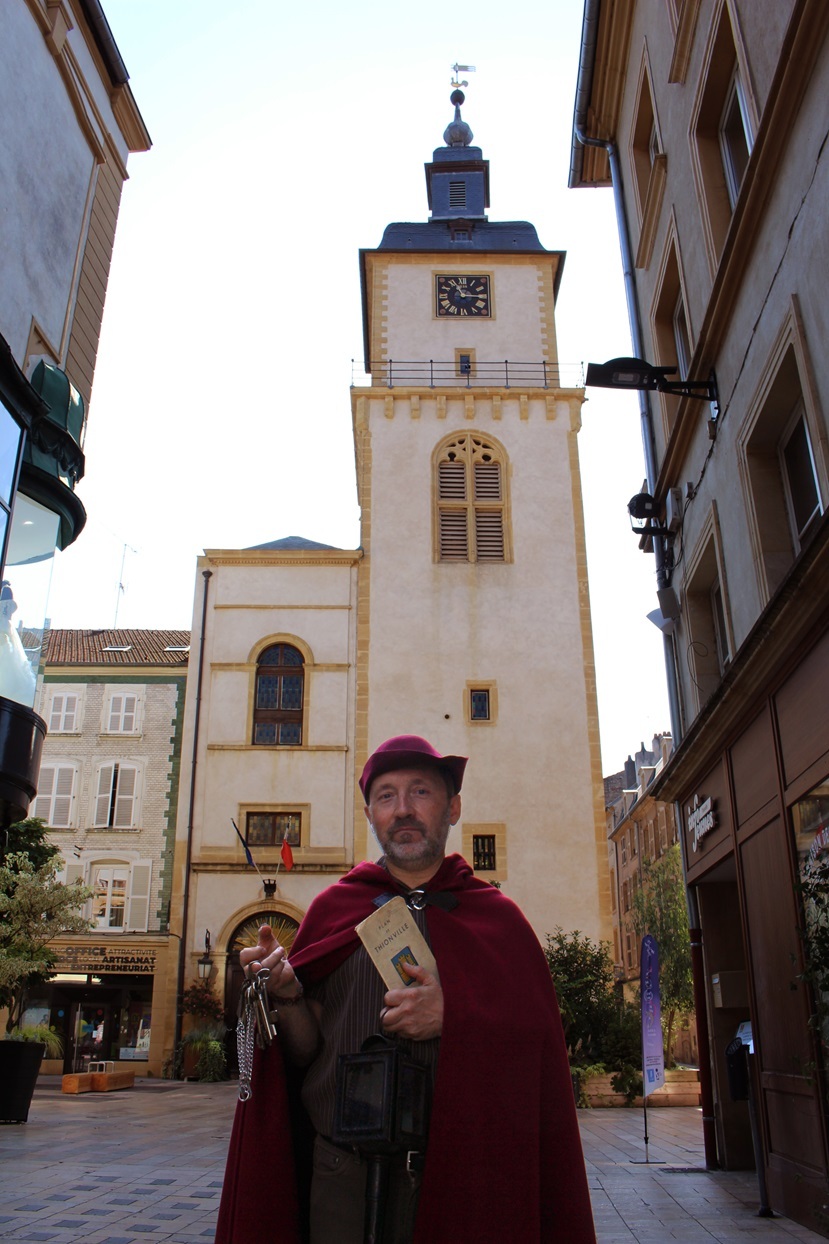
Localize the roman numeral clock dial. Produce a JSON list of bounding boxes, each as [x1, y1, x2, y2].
[[435, 274, 491, 317]]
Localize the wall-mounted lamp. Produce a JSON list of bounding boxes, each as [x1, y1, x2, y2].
[[586, 356, 719, 424], [627, 491, 673, 538], [197, 929, 213, 979], [262, 878, 277, 899]]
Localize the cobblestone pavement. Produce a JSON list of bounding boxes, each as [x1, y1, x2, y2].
[[0, 1079, 825, 1242]]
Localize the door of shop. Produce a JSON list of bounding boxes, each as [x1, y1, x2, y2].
[[66, 1000, 115, 1072]]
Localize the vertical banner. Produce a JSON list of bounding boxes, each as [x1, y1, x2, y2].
[[640, 934, 665, 1097]]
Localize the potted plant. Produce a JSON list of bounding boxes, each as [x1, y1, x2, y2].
[[178, 979, 227, 1080], [0, 843, 92, 1122]]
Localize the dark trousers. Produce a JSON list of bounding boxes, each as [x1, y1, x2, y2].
[[310, 1135, 421, 1244]]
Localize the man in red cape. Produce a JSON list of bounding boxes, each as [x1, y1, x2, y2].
[[216, 736, 596, 1243]]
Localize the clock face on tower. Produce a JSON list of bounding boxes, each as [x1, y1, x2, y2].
[[435, 274, 492, 318]]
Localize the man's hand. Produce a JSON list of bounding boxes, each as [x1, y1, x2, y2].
[[381, 963, 443, 1040], [241, 924, 301, 999]]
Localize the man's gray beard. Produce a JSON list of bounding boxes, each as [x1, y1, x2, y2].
[[370, 808, 452, 871]]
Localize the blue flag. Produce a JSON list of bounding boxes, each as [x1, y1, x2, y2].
[[640, 934, 665, 1097], [231, 818, 255, 869]]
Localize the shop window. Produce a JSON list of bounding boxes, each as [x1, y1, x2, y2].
[[691, 3, 755, 263], [246, 810, 302, 848], [791, 776, 829, 1047], [105, 690, 140, 734], [684, 521, 732, 707], [33, 762, 78, 829], [93, 762, 140, 829], [253, 643, 304, 745], [741, 339, 825, 600], [48, 689, 81, 733], [435, 433, 510, 563]]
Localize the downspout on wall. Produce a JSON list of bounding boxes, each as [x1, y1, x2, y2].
[[571, 0, 716, 1170]]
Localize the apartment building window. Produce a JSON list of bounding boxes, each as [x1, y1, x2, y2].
[[246, 810, 302, 848], [93, 762, 140, 829], [65, 856, 153, 932], [464, 823, 506, 879], [720, 71, 752, 209], [652, 234, 692, 432], [631, 57, 667, 268], [33, 763, 78, 829], [435, 433, 509, 562], [741, 333, 825, 600], [685, 519, 732, 706], [691, 6, 755, 262], [253, 644, 304, 745], [105, 690, 141, 734], [48, 691, 80, 733]]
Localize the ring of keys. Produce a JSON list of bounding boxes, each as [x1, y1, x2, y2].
[[236, 967, 279, 1101]]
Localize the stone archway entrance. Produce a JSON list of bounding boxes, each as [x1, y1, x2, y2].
[[224, 910, 301, 1074]]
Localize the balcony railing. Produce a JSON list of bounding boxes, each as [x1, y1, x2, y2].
[[351, 360, 584, 389]]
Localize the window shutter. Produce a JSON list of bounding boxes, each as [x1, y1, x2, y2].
[[121, 695, 137, 732], [439, 510, 469, 560], [475, 510, 505, 560], [34, 766, 55, 821], [95, 765, 115, 826], [64, 862, 86, 887], [108, 695, 123, 732], [113, 765, 137, 828], [474, 461, 501, 500], [52, 765, 76, 828], [127, 860, 152, 932], [438, 461, 467, 499]]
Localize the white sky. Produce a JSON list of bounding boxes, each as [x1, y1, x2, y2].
[[45, 0, 671, 773]]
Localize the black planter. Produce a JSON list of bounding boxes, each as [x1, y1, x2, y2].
[[0, 1041, 45, 1123]]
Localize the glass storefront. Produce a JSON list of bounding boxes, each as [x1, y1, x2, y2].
[[30, 976, 154, 1072]]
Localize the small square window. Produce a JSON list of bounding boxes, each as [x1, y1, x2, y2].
[[470, 689, 490, 720], [472, 834, 497, 870], [246, 811, 302, 848]]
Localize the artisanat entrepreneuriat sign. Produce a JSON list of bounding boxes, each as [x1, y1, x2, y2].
[[687, 793, 717, 852], [54, 943, 158, 975]]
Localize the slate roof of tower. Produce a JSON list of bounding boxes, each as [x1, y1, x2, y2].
[[246, 535, 340, 551], [44, 629, 191, 666]]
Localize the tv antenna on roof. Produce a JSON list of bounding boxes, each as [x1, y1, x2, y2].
[[451, 63, 476, 88]]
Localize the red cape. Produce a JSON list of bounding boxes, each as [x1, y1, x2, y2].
[[216, 855, 596, 1243]]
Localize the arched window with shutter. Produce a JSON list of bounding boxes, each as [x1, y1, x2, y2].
[[252, 643, 305, 745], [434, 433, 510, 563]]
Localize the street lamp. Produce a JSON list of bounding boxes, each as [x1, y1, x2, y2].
[[585, 356, 719, 422], [197, 929, 212, 980]]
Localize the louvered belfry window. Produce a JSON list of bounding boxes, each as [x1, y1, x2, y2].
[[437, 435, 506, 562]]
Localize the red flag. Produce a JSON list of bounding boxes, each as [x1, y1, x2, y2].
[[281, 838, 294, 870]]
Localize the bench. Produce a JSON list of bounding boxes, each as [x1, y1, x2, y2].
[[61, 1073, 94, 1094], [90, 1069, 136, 1092]]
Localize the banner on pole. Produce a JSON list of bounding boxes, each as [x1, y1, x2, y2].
[[640, 934, 665, 1097]]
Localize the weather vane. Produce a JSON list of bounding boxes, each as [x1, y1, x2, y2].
[[451, 63, 476, 88]]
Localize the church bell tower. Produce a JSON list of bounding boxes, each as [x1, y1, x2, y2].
[[351, 90, 610, 944]]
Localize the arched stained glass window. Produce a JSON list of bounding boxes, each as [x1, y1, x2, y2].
[[253, 644, 304, 745]]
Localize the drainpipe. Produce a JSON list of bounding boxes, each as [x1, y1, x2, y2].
[[172, 568, 212, 1071], [573, 4, 715, 1167]]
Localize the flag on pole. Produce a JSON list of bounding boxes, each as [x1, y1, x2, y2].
[[281, 837, 294, 871], [231, 818, 255, 869], [640, 934, 665, 1097]]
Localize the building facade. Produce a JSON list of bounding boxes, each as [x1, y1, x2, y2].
[[171, 93, 611, 1064], [572, 0, 829, 1229], [26, 630, 188, 1077], [0, 1, 149, 823]]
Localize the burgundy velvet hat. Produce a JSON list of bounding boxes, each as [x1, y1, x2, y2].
[[359, 734, 468, 800]]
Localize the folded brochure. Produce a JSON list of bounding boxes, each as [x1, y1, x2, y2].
[[355, 895, 440, 991]]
